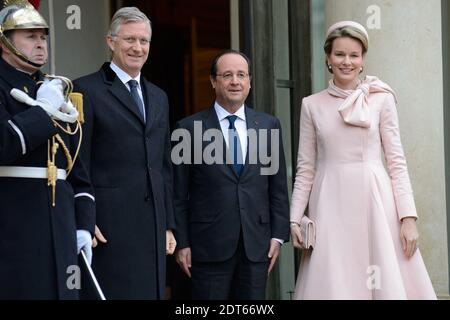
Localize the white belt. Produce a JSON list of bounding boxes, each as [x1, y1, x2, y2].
[[0, 166, 67, 180]]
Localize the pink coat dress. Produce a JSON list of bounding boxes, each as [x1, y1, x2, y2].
[[290, 77, 436, 300]]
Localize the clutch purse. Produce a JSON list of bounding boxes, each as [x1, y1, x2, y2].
[[299, 215, 316, 250]]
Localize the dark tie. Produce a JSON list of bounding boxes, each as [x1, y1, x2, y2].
[[226, 115, 244, 176], [128, 79, 146, 122]]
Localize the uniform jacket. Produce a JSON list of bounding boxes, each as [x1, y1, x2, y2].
[[0, 57, 95, 299]]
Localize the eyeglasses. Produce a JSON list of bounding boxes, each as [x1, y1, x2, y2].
[[113, 35, 150, 46], [215, 72, 250, 81]]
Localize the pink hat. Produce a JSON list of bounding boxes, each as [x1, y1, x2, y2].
[[326, 20, 369, 43]]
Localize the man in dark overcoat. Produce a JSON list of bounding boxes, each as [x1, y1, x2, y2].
[[73, 7, 176, 299]]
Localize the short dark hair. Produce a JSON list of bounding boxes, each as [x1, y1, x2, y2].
[[210, 50, 252, 78]]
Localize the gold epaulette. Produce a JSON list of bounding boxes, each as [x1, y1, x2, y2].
[[69, 92, 84, 124]]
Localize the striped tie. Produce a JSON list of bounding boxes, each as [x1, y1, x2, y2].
[[128, 79, 146, 122]]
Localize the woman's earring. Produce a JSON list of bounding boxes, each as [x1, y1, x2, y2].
[[360, 66, 364, 73], [328, 65, 332, 71]]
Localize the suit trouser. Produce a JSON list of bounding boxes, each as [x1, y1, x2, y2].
[[191, 234, 269, 300]]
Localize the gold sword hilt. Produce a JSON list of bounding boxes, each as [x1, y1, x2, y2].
[[47, 140, 59, 207]]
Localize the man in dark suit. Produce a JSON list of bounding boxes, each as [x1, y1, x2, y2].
[[73, 7, 176, 299], [173, 50, 290, 300]]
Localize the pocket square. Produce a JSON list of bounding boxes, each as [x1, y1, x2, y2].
[[300, 215, 316, 250]]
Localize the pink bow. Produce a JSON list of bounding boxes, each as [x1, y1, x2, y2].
[[327, 76, 397, 128]]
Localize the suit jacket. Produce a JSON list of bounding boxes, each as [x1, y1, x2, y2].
[[173, 106, 289, 263], [0, 57, 95, 299], [73, 63, 175, 299]]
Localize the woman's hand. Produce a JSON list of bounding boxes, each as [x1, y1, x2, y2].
[[400, 217, 419, 259], [291, 222, 304, 249]]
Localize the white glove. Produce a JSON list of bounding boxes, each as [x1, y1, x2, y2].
[[58, 99, 79, 123], [10, 81, 79, 123], [36, 78, 65, 111], [77, 229, 93, 265]]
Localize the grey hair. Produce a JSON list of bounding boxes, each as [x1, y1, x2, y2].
[[108, 7, 152, 39]]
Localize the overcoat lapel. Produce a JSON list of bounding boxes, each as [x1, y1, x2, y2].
[[101, 63, 146, 126], [141, 80, 156, 133]]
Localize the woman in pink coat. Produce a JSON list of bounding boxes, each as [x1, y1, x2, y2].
[[290, 21, 436, 300]]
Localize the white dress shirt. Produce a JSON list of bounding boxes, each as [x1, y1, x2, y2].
[[214, 102, 247, 163]]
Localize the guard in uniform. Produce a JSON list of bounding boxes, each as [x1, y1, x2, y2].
[[0, 0, 95, 299]]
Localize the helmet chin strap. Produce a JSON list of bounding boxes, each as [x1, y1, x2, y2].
[[0, 31, 46, 68], [18, 53, 46, 68]]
